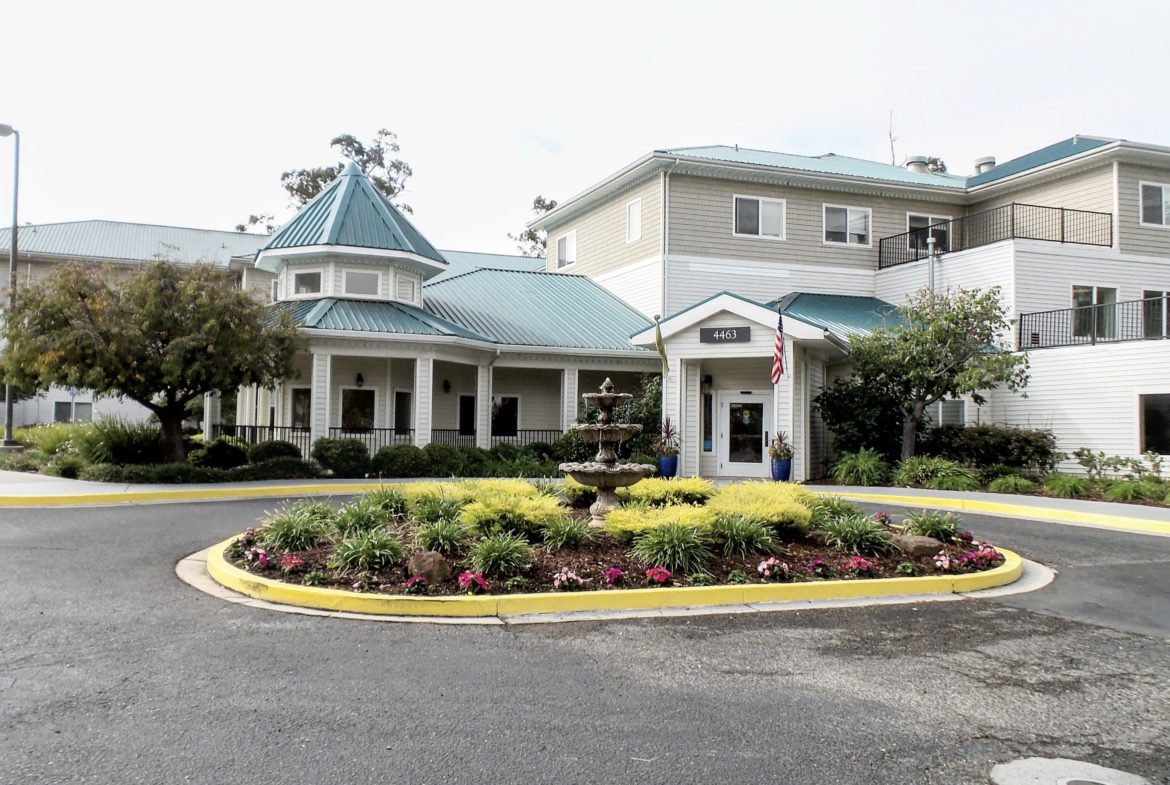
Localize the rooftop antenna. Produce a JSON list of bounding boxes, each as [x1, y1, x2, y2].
[[888, 110, 898, 165]]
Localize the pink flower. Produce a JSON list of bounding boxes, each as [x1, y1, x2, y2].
[[933, 550, 952, 570], [457, 570, 488, 594], [757, 557, 789, 580], [256, 550, 269, 567], [602, 567, 624, 587], [645, 566, 672, 585], [279, 554, 304, 572]]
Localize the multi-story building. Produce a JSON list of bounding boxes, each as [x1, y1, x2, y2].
[[530, 136, 1170, 479]]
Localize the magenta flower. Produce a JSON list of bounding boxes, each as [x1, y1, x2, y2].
[[645, 566, 672, 585], [602, 567, 624, 587], [458, 570, 488, 594]]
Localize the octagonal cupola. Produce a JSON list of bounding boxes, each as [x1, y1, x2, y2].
[[256, 160, 447, 306]]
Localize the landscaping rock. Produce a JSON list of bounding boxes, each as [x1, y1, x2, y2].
[[891, 534, 943, 557], [407, 551, 453, 584]]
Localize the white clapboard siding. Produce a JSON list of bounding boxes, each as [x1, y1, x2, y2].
[[666, 256, 875, 314], [1013, 241, 1170, 316], [491, 368, 562, 430], [593, 255, 662, 318], [875, 241, 1014, 307]]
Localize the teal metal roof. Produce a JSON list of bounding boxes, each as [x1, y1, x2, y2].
[[262, 161, 447, 265], [0, 220, 266, 266], [663, 145, 968, 189], [965, 135, 1116, 187], [424, 269, 652, 351], [270, 297, 488, 341], [771, 292, 900, 339], [429, 250, 545, 282]]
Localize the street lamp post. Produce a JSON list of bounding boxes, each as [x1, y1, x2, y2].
[[0, 123, 18, 447]]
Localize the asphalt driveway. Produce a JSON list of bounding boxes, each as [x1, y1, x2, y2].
[[1, 499, 1167, 785]]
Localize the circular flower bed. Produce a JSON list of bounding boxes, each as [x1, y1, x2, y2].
[[223, 479, 1009, 597]]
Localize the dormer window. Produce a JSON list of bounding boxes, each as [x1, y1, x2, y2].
[[293, 271, 322, 295], [344, 270, 380, 296], [397, 276, 417, 302]]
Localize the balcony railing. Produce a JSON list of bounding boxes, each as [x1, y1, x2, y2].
[[213, 425, 312, 457], [1017, 295, 1169, 350], [878, 202, 1113, 270], [328, 428, 414, 453]]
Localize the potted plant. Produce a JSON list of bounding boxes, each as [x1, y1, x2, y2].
[[654, 417, 680, 478], [768, 431, 793, 481]]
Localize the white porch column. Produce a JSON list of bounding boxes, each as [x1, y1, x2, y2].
[[384, 361, 393, 430], [414, 355, 433, 447], [560, 366, 579, 431], [202, 392, 220, 441], [475, 363, 492, 449], [682, 360, 700, 476], [256, 387, 272, 428], [310, 352, 331, 447]]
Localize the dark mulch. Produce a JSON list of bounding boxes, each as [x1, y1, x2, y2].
[[226, 525, 997, 598]]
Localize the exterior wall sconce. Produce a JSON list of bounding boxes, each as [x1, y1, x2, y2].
[[442, 380, 452, 394], [355, 373, 365, 388]]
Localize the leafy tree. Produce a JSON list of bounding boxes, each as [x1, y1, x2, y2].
[[281, 128, 413, 212], [1, 262, 299, 462], [235, 213, 277, 234], [813, 376, 906, 463], [848, 286, 1028, 460], [508, 195, 558, 257]]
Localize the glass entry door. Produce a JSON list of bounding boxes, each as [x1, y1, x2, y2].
[[717, 391, 773, 477]]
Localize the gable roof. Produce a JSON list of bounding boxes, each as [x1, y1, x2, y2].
[[0, 220, 266, 266], [261, 161, 446, 265], [424, 268, 652, 351], [965, 135, 1116, 187], [270, 297, 489, 341], [770, 292, 901, 339], [663, 145, 967, 189]]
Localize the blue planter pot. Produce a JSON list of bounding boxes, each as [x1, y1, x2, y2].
[[658, 455, 678, 478], [770, 458, 792, 482]]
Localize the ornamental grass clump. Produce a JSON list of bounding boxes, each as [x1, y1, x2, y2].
[[460, 495, 567, 540], [414, 519, 470, 555], [987, 475, 1036, 494], [604, 505, 716, 541], [410, 495, 467, 526], [258, 501, 335, 551], [902, 509, 962, 543], [893, 456, 977, 490], [333, 498, 396, 538], [808, 495, 864, 531], [706, 481, 813, 535], [1043, 472, 1090, 498], [617, 477, 715, 507], [360, 487, 408, 518], [630, 521, 712, 574], [541, 516, 591, 552], [831, 448, 890, 486], [1103, 479, 1166, 503], [818, 511, 896, 555], [328, 530, 405, 573], [711, 515, 775, 557], [469, 532, 532, 576]]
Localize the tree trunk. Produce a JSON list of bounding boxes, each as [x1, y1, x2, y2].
[[159, 408, 187, 463], [900, 401, 927, 461]]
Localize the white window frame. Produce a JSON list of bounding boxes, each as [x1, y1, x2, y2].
[[290, 267, 326, 298], [1071, 283, 1120, 339], [338, 386, 377, 431], [1136, 390, 1170, 456], [343, 269, 383, 298], [1143, 290, 1170, 339], [556, 230, 577, 269], [906, 212, 953, 251], [395, 274, 418, 304], [270, 278, 280, 302], [822, 204, 873, 247], [626, 198, 642, 244], [1138, 181, 1170, 228], [732, 194, 786, 241]]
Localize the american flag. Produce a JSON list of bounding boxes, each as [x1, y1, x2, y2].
[[771, 312, 785, 383]]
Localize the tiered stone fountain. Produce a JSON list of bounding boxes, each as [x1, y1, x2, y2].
[[559, 378, 656, 526]]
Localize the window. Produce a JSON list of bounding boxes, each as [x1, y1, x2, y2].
[[925, 400, 966, 427], [393, 391, 412, 433], [1072, 285, 1117, 339], [271, 279, 280, 302], [824, 205, 871, 246], [344, 270, 380, 296], [73, 403, 93, 423], [556, 231, 576, 269], [1140, 394, 1170, 454], [340, 388, 375, 431], [1143, 291, 1169, 339], [907, 213, 951, 252], [1140, 182, 1170, 227], [290, 388, 311, 429], [53, 401, 72, 423], [293, 271, 322, 295], [491, 396, 519, 437], [626, 199, 642, 243], [733, 196, 785, 239], [396, 276, 416, 302]]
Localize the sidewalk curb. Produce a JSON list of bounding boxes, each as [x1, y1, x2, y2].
[[203, 535, 1024, 620]]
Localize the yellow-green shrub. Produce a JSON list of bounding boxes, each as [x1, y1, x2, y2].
[[604, 505, 716, 541], [455, 478, 541, 501], [562, 475, 598, 506], [460, 494, 568, 539], [399, 482, 476, 511], [708, 481, 813, 534], [617, 476, 715, 507]]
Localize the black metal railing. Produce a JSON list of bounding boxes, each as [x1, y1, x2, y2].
[[328, 428, 414, 453], [431, 429, 478, 448], [878, 203, 1113, 269], [213, 425, 312, 457], [490, 429, 565, 447], [1017, 295, 1169, 350]]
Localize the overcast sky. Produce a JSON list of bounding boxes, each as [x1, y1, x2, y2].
[[3, 0, 1167, 255]]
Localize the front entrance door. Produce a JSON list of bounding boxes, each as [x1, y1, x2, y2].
[[716, 391, 773, 477]]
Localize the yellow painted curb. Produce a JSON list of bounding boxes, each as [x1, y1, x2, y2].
[[826, 491, 1170, 537], [205, 536, 1023, 619], [0, 481, 403, 508]]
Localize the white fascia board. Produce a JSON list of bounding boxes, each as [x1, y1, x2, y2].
[[256, 245, 448, 276], [498, 344, 651, 359], [529, 155, 662, 231], [630, 294, 825, 345], [303, 328, 497, 352]]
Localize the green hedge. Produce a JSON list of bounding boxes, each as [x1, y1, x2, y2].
[[918, 424, 1060, 472], [78, 458, 320, 484]]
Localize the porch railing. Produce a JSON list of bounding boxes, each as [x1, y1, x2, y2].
[[430, 429, 566, 449], [328, 428, 414, 453], [878, 202, 1113, 269], [431, 430, 477, 448], [1017, 295, 1169, 350], [212, 425, 312, 457]]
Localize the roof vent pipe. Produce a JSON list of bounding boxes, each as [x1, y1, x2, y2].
[[904, 155, 929, 173], [974, 156, 996, 175]]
